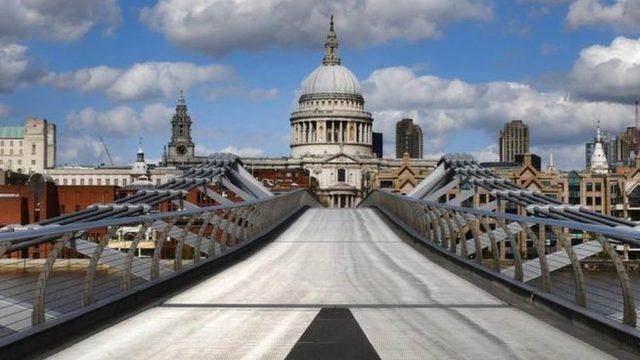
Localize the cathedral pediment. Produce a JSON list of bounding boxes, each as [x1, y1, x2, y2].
[[324, 153, 360, 164]]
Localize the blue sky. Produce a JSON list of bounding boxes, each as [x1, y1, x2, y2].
[[1, 0, 639, 169]]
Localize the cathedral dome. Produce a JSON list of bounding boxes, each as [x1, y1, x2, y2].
[[302, 64, 361, 96]]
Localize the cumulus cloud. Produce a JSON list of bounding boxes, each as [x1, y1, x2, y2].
[[0, 43, 43, 92], [0, 0, 121, 42], [140, 0, 492, 56], [569, 36, 640, 103], [567, 0, 640, 32], [219, 146, 265, 157], [66, 103, 173, 138], [57, 135, 105, 164], [196, 144, 265, 157], [207, 86, 279, 101], [362, 66, 634, 169], [46, 62, 233, 101]]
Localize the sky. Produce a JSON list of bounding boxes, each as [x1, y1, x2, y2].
[[1, 0, 640, 170]]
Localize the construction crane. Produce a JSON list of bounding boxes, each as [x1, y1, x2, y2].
[[98, 136, 115, 166]]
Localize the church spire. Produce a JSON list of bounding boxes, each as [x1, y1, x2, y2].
[[322, 15, 341, 66], [178, 89, 185, 106]]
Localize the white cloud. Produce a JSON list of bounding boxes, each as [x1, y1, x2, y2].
[[470, 144, 499, 163], [220, 146, 265, 157], [196, 144, 264, 157], [140, 0, 492, 56], [532, 144, 586, 170], [567, 0, 640, 32], [66, 103, 173, 138], [58, 135, 105, 164], [47, 62, 233, 101], [0, 104, 10, 118], [569, 36, 640, 103], [0, 43, 42, 92], [0, 0, 121, 42], [248, 87, 279, 101], [362, 66, 634, 169], [207, 86, 279, 101]]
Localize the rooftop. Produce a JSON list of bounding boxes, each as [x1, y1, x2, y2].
[[0, 127, 24, 139]]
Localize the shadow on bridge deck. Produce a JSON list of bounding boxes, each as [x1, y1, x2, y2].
[[49, 209, 628, 359]]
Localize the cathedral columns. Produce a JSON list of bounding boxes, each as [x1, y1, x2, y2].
[[339, 121, 343, 143]]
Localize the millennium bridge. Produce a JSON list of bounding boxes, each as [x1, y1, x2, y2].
[[1, 154, 639, 358]]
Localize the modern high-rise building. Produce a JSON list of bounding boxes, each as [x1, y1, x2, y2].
[[499, 120, 529, 162], [372, 132, 383, 158], [0, 118, 56, 174], [395, 118, 423, 158]]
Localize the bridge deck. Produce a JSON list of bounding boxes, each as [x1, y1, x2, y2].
[[51, 209, 613, 359]]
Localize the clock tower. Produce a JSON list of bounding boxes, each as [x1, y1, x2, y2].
[[166, 90, 195, 165]]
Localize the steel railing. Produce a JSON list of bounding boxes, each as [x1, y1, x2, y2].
[[0, 190, 318, 340], [361, 190, 640, 332]]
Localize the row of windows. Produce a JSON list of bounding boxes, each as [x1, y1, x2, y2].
[[0, 140, 23, 147], [0, 159, 36, 165], [0, 148, 22, 155], [302, 99, 364, 110], [586, 197, 603, 206], [56, 178, 128, 186], [585, 182, 602, 192], [53, 178, 164, 187]]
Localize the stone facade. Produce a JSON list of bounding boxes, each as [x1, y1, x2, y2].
[[0, 118, 56, 174], [165, 91, 196, 166], [47, 145, 182, 188]]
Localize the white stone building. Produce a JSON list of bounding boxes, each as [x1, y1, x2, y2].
[[0, 118, 56, 174], [285, 16, 398, 207], [46, 143, 181, 187]]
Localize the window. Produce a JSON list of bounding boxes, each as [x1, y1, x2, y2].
[[106, 179, 110, 185], [587, 197, 593, 205], [595, 183, 602, 192], [88, 179, 93, 185], [63, 179, 68, 185], [380, 180, 393, 188], [122, 179, 127, 186], [586, 182, 593, 192], [71, 179, 76, 185], [80, 179, 85, 185], [337, 168, 346, 182], [31, 144, 36, 155], [114, 179, 119, 186], [31, 160, 35, 165], [595, 197, 602, 206], [97, 179, 101, 185]]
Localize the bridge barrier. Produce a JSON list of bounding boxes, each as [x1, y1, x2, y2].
[[361, 190, 640, 338], [0, 190, 318, 343]]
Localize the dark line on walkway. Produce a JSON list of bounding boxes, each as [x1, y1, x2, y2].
[[158, 303, 509, 309], [285, 307, 381, 360]]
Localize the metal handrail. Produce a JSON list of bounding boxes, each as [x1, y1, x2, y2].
[[360, 190, 640, 331], [0, 190, 319, 340], [0, 190, 310, 249], [366, 190, 640, 244]]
